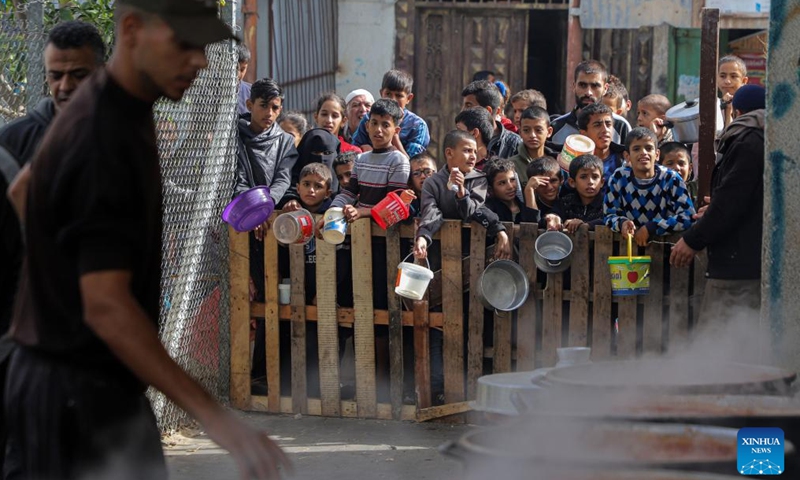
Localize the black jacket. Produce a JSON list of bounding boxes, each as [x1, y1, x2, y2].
[[550, 192, 605, 228], [682, 109, 765, 280], [234, 115, 298, 204], [0, 98, 56, 166]]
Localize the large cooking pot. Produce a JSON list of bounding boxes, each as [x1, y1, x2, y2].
[[665, 98, 725, 144], [534, 231, 573, 273], [514, 391, 800, 446], [477, 260, 529, 311], [540, 359, 797, 395], [439, 419, 790, 477]]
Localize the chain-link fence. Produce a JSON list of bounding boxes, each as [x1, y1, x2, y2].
[[1, 0, 238, 434]]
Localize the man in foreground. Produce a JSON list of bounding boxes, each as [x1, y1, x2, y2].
[[6, 1, 290, 479]]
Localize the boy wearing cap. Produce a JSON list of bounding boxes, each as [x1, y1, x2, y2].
[[5, 1, 289, 478], [670, 85, 766, 325], [351, 69, 431, 157], [343, 88, 374, 143]]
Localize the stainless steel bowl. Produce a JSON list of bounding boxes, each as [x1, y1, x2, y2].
[[477, 260, 530, 311]]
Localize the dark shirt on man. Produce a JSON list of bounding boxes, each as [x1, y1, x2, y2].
[[11, 69, 162, 391]]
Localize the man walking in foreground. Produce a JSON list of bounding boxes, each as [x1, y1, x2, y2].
[[6, 1, 290, 479]]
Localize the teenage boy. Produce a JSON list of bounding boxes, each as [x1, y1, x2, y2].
[[578, 102, 626, 186], [234, 77, 298, 207], [509, 106, 557, 184], [604, 127, 696, 247], [351, 70, 430, 157], [659, 141, 697, 203], [342, 88, 374, 143], [637, 94, 673, 145], [544, 154, 605, 233], [551, 60, 631, 146], [717, 55, 749, 128], [461, 80, 522, 159], [484, 158, 540, 224], [455, 107, 494, 170], [509, 89, 548, 129], [414, 130, 508, 258], [524, 156, 563, 221]]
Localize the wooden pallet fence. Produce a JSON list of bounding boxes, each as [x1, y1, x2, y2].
[[229, 218, 705, 420]]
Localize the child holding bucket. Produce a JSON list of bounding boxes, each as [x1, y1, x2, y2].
[[544, 154, 606, 233], [603, 127, 696, 247]]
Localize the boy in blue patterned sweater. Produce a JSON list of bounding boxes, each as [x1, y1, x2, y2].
[[604, 127, 695, 246]]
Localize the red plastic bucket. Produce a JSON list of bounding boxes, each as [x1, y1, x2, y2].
[[272, 209, 315, 245], [371, 190, 411, 229]]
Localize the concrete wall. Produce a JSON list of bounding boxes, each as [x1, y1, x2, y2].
[[336, 0, 396, 97]]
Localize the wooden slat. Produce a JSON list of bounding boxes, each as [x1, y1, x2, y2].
[[591, 227, 613, 359], [692, 251, 708, 330], [229, 228, 251, 410], [413, 300, 431, 409], [516, 223, 538, 370], [254, 303, 446, 327], [264, 230, 281, 412], [568, 225, 590, 347], [289, 244, 307, 414], [316, 239, 340, 417], [668, 250, 691, 351], [415, 401, 471, 422], [441, 221, 464, 403], [467, 223, 486, 398], [617, 237, 638, 357], [493, 222, 514, 373], [250, 396, 418, 421], [386, 225, 403, 420], [542, 271, 563, 367], [351, 219, 377, 417], [642, 241, 664, 354]]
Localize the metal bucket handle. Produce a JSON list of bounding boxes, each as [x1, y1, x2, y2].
[[402, 252, 430, 270], [546, 259, 562, 267]]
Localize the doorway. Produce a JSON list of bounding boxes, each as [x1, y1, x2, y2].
[[526, 9, 568, 114]]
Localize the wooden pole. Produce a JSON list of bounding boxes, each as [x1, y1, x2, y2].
[[564, 0, 583, 112], [697, 8, 720, 203], [242, 0, 259, 83]]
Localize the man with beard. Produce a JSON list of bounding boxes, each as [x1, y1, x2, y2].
[[550, 60, 631, 147], [6, 1, 290, 479]]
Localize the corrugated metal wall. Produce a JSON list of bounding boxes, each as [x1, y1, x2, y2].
[[270, 0, 338, 115]]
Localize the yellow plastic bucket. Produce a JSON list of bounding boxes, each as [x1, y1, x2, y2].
[[608, 234, 651, 296]]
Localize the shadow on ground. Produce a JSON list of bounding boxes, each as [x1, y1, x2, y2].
[[165, 411, 468, 480]]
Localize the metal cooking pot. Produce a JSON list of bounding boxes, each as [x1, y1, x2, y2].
[[665, 98, 725, 144], [440, 419, 796, 476], [477, 260, 529, 311], [534, 231, 573, 273]]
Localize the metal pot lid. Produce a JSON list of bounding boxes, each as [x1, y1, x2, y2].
[[543, 359, 796, 394], [666, 98, 700, 122]]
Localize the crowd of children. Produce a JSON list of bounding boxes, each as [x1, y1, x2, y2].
[[235, 54, 753, 403]]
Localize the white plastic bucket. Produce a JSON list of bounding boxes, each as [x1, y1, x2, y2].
[[394, 255, 434, 300], [321, 207, 348, 245]]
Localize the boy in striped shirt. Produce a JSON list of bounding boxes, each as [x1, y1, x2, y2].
[[604, 127, 696, 246], [328, 98, 412, 220]]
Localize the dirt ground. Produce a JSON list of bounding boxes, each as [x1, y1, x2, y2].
[[164, 411, 469, 480]]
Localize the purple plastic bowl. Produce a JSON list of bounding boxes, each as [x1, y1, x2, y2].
[[222, 186, 275, 232]]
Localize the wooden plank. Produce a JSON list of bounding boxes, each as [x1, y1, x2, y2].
[[668, 249, 691, 352], [698, 8, 720, 201], [591, 227, 613, 360], [315, 239, 340, 417], [254, 303, 446, 327], [567, 225, 590, 347], [542, 271, 563, 367], [692, 251, 709, 330], [351, 219, 377, 417], [250, 396, 418, 421], [492, 222, 514, 373], [516, 223, 538, 370], [413, 300, 431, 409], [441, 221, 465, 404], [415, 401, 472, 422], [617, 238, 638, 357], [642, 241, 665, 354], [229, 227, 251, 410], [386, 225, 403, 420], [264, 229, 281, 412], [289, 244, 307, 414], [466, 222, 486, 398]]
